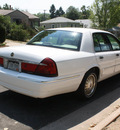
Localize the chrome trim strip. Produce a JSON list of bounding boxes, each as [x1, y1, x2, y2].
[[1, 56, 39, 65], [40, 74, 80, 83], [19, 61, 21, 72], [18, 74, 80, 83], [1, 56, 47, 68]]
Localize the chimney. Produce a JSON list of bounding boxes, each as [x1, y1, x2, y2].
[[10, 5, 12, 10]]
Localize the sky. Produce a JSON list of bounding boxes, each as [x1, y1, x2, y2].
[[0, 0, 95, 14]]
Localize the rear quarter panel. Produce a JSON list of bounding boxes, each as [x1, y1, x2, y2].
[[56, 52, 98, 77]]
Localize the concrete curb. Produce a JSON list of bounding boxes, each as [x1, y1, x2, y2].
[[91, 107, 120, 130], [69, 98, 120, 130]]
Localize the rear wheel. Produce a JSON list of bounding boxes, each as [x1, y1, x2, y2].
[[77, 71, 98, 98]]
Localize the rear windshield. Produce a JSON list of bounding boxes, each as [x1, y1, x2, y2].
[[27, 30, 82, 51]]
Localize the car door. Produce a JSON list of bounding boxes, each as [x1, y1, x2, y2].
[[93, 33, 116, 79], [105, 34, 120, 73]]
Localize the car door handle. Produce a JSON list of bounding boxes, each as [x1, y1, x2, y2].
[[116, 54, 119, 57], [99, 56, 104, 59]]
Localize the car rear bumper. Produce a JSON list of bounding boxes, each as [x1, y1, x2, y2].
[[0, 67, 82, 98]]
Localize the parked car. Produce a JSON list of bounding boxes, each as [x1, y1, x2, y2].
[[0, 28, 120, 99]]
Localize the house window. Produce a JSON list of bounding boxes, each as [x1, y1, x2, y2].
[[72, 24, 75, 27], [51, 24, 55, 28], [84, 24, 88, 28], [13, 19, 22, 25], [56, 24, 61, 28]]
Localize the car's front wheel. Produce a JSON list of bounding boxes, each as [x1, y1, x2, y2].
[[77, 70, 98, 99]]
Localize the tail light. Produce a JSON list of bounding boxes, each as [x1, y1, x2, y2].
[[0, 57, 3, 66], [21, 63, 37, 74], [21, 58, 58, 77]]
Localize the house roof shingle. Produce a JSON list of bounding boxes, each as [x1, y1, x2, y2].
[[41, 17, 78, 24], [75, 19, 92, 28], [0, 9, 39, 19], [0, 9, 13, 15], [21, 11, 39, 19]]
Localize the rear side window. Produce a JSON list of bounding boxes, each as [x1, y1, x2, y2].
[[106, 34, 120, 50], [93, 33, 111, 52]]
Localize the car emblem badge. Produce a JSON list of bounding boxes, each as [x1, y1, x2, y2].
[[11, 52, 14, 57]]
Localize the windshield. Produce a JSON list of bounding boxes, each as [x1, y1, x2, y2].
[[27, 30, 82, 51]]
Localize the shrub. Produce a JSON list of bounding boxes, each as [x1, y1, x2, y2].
[[0, 24, 6, 44], [0, 15, 11, 36], [0, 15, 37, 42], [27, 27, 37, 38], [37, 26, 45, 32], [10, 28, 29, 41], [9, 23, 29, 41], [22, 22, 37, 38]]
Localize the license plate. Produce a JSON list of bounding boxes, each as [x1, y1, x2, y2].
[[8, 61, 19, 71]]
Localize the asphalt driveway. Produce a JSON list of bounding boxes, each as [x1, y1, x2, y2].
[[0, 74, 120, 130]]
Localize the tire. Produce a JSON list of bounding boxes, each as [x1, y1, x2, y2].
[[77, 70, 98, 99]]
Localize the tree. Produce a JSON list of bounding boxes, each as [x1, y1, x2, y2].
[[58, 7, 65, 16], [49, 4, 56, 18], [0, 15, 11, 35], [35, 13, 50, 22], [66, 6, 79, 20], [0, 24, 6, 43], [55, 10, 60, 17], [49, 5, 65, 18], [3, 3, 12, 10], [90, 0, 120, 30], [54, 7, 65, 17], [80, 5, 90, 19]]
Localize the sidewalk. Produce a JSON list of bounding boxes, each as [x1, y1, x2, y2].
[[103, 116, 120, 130], [69, 98, 120, 130]]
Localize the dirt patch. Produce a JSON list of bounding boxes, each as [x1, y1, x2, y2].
[[3, 39, 26, 47]]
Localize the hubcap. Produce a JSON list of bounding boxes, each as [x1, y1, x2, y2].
[[84, 74, 97, 97]]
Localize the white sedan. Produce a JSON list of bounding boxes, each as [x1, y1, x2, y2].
[[0, 28, 120, 99]]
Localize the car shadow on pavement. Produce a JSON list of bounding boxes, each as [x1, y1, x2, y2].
[[0, 74, 120, 130]]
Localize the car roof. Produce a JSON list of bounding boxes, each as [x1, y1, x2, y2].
[[47, 27, 110, 34]]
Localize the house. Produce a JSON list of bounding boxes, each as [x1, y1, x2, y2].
[[0, 9, 40, 28], [40, 17, 80, 29], [75, 19, 92, 28]]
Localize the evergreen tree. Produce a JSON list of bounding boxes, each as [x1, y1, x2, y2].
[[59, 7, 65, 16], [55, 7, 65, 17], [49, 4, 56, 18], [3, 3, 10, 10], [55, 10, 60, 17]]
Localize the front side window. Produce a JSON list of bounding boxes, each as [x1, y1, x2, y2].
[[93, 33, 111, 52], [27, 30, 82, 51]]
